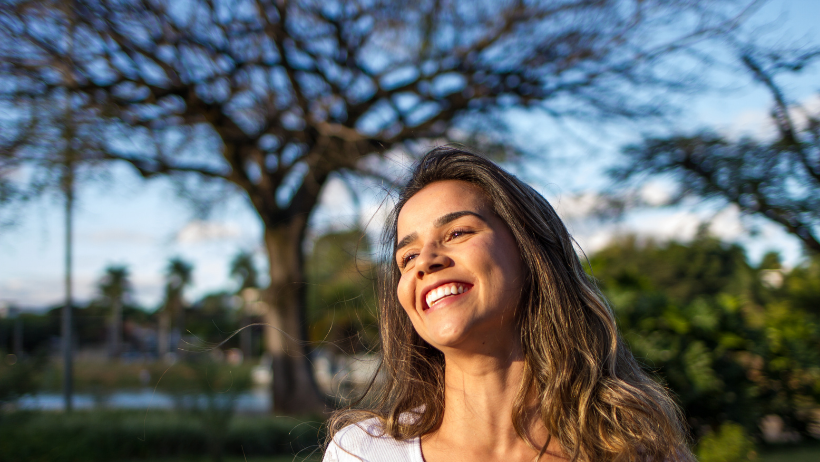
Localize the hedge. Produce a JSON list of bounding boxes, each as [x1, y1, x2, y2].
[[0, 410, 324, 462]]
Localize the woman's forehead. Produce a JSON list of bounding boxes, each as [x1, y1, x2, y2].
[[397, 180, 491, 232]]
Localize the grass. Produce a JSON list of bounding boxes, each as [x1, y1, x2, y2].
[[758, 442, 820, 462], [38, 360, 256, 393], [0, 410, 324, 462]]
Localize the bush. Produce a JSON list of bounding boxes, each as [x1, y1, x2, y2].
[[0, 410, 324, 462], [0, 351, 44, 407], [697, 421, 757, 462]]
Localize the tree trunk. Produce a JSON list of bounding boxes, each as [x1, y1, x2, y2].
[[263, 221, 326, 414], [158, 309, 170, 358], [175, 299, 185, 346], [240, 313, 253, 359], [13, 316, 23, 357], [109, 299, 122, 359], [62, 161, 74, 412]]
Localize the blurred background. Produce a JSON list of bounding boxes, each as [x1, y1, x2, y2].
[[1, 1, 818, 461]]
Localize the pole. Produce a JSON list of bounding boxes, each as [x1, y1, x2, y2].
[[62, 1, 77, 412], [113, 299, 122, 359], [62, 159, 74, 412], [14, 315, 23, 357]]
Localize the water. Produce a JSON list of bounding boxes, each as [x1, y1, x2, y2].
[[15, 387, 271, 413]]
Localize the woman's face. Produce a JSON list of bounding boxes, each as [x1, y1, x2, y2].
[[395, 180, 525, 354]]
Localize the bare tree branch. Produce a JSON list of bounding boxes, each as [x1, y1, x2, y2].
[[0, 0, 777, 412]]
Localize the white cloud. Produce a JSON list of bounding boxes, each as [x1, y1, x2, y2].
[[639, 181, 673, 206], [708, 205, 744, 241], [725, 94, 820, 140], [627, 206, 744, 244], [725, 108, 777, 139], [320, 177, 354, 210], [551, 181, 674, 225], [555, 189, 800, 264], [553, 192, 602, 220], [634, 210, 700, 241], [0, 273, 98, 309], [82, 228, 157, 244], [176, 220, 241, 244], [130, 273, 165, 308]]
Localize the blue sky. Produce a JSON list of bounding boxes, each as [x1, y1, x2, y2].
[[1, 0, 818, 311]]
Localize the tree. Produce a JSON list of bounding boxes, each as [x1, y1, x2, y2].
[[0, 86, 107, 412], [610, 49, 820, 253], [158, 257, 193, 358], [782, 254, 820, 316], [230, 251, 259, 292], [590, 235, 820, 441], [306, 228, 377, 354], [0, 31, 109, 410], [229, 250, 259, 358], [0, 0, 767, 412], [97, 265, 131, 359]]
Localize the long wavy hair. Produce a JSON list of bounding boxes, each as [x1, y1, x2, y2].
[[326, 146, 694, 461]]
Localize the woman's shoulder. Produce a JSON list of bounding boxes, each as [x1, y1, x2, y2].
[[323, 417, 422, 462]]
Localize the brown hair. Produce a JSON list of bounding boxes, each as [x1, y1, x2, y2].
[[327, 146, 694, 461]]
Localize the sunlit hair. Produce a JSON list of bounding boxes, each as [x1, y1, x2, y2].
[[327, 146, 694, 461]]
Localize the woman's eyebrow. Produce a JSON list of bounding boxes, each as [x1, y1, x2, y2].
[[395, 232, 418, 256], [395, 210, 486, 256], [434, 210, 485, 228]]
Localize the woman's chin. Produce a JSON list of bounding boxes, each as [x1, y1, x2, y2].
[[425, 328, 517, 356], [424, 327, 470, 350]]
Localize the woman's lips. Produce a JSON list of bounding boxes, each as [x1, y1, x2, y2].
[[424, 282, 472, 310]]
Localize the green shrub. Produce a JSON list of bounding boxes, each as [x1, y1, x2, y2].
[[0, 351, 45, 407], [697, 421, 757, 462], [0, 410, 324, 462]]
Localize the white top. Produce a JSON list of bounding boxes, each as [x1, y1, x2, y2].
[[323, 417, 424, 462]]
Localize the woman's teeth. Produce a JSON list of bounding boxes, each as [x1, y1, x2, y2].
[[426, 283, 466, 307]]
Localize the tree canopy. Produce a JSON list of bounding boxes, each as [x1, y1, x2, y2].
[[590, 234, 820, 444], [610, 49, 820, 253], [0, 0, 774, 413]]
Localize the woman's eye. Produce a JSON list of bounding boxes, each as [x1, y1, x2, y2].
[[400, 253, 418, 268], [448, 228, 472, 240]]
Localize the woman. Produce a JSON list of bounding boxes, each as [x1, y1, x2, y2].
[[324, 147, 694, 462]]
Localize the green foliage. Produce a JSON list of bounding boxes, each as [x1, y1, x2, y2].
[[591, 234, 749, 305], [98, 265, 132, 303], [0, 410, 322, 462], [697, 421, 757, 462], [0, 311, 60, 353], [759, 442, 820, 462], [0, 351, 44, 408], [41, 360, 251, 396], [781, 257, 820, 317], [306, 229, 378, 353], [172, 358, 253, 462], [609, 51, 820, 254], [591, 235, 820, 440], [229, 251, 259, 291], [185, 292, 246, 348], [13, 358, 258, 462]]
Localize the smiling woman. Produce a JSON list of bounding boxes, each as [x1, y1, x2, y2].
[[395, 181, 525, 356], [323, 147, 695, 462]]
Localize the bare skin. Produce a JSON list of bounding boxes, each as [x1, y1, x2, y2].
[[420, 349, 565, 462], [395, 180, 565, 462]]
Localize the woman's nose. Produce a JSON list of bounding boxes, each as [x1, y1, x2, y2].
[[415, 245, 452, 278]]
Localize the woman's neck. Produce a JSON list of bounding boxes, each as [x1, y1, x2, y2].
[[421, 346, 557, 462], [442, 346, 526, 435]]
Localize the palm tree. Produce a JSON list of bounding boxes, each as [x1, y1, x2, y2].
[[158, 258, 193, 358], [98, 265, 131, 359], [230, 251, 258, 358], [230, 251, 259, 290]]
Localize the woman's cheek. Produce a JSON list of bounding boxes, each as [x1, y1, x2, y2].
[[396, 275, 414, 315]]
